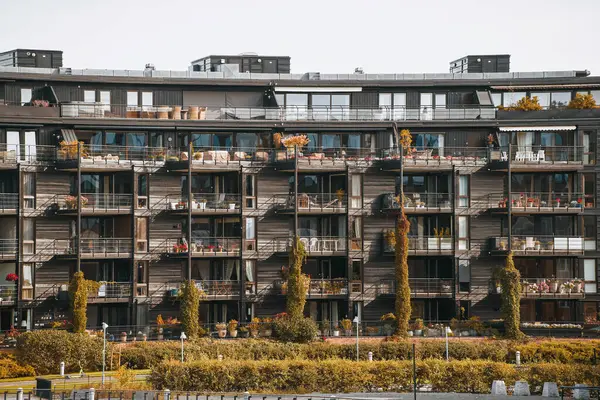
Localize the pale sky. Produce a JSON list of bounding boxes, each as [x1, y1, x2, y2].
[[1, 0, 599, 75]]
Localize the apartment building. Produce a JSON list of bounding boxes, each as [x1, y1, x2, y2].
[[0, 50, 599, 332]]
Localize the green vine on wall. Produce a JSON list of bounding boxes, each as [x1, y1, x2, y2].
[[500, 252, 525, 340], [180, 280, 205, 338], [286, 236, 308, 319], [68, 271, 101, 333]]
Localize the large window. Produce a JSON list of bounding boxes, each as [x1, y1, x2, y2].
[[502, 92, 526, 107], [413, 133, 444, 150], [530, 92, 550, 108], [550, 92, 571, 108], [84, 90, 95, 103], [584, 215, 596, 250], [458, 175, 469, 207], [20, 88, 32, 105], [584, 260, 597, 294], [127, 92, 138, 107]]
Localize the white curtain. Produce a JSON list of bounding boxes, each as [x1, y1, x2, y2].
[[584, 134, 590, 164], [225, 260, 235, 281], [24, 131, 36, 162], [196, 261, 209, 280], [437, 134, 444, 157], [245, 261, 254, 282], [6, 131, 19, 160], [246, 218, 255, 239], [517, 132, 533, 153]]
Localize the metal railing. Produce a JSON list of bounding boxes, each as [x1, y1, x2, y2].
[[165, 237, 241, 255], [505, 145, 584, 164], [274, 193, 348, 211], [88, 282, 132, 299], [79, 238, 133, 257], [382, 192, 452, 211], [0, 193, 18, 210], [165, 193, 241, 212], [0, 285, 17, 302], [0, 239, 18, 255], [165, 147, 270, 164], [55, 193, 132, 211], [508, 192, 586, 210], [273, 278, 349, 296], [379, 278, 454, 295], [0, 144, 56, 163], [381, 146, 489, 166], [57, 143, 167, 165], [520, 278, 585, 298], [272, 147, 377, 164], [274, 237, 347, 253], [490, 236, 585, 254]]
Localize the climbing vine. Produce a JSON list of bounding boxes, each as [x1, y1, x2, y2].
[[180, 280, 205, 338], [395, 207, 411, 337], [500, 252, 524, 340], [286, 236, 309, 319], [68, 271, 101, 333]]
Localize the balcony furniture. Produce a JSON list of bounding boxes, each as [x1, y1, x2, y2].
[[0, 150, 16, 162]]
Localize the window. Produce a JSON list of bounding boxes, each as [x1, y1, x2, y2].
[[350, 174, 362, 208], [583, 131, 595, 165], [22, 219, 34, 255], [127, 92, 138, 107], [550, 92, 571, 108], [584, 216, 596, 251], [491, 93, 502, 106], [413, 133, 444, 150], [502, 92, 526, 107], [435, 94, 446, 108], [141, 92, 153, 107], [136, 217, 148, 252], [20, 88, 32, 105], [459, 260, 470, 292], [584, 259, 596, 293], [458, 216, 469, 250], [22, 173, 35, 209], [244, 175, 256, 208], [100, 91, 111, 105], [21, 263, 33, 300], [245, 260, 256, 293], [137, 175, 148, 208], [136, 262, 148, 296], [380, 93, 406, 120], [284, 93, 308, 120], [592, 90, 600, 103], [245, 217, 256, 251], [350, 217, 362, 250], [458, 176, 469, 207], [84, 90, 95, 103], [584, 173, 594, 208]]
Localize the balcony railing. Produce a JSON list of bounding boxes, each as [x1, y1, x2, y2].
[[275, 193, 347, 212], [57, 144, 167, 165], [520, 278, 585, 298], [508, 193, 586, 211], [504, 146, 583, 165], [490, 236, 584, 254], [0, 144, 56, 163], [378, 279, 454, 295], [165, 147, 270, 165], [383, 235, 454, 253], [56, 193, 132, 212], [271, 147, 377, 165], [0, 239, 17, 256], [88, 282, 132, 299], [273, 278, 348, 296], [165, 194, 241, 212], [165, 238, 241, 256], [59, 103, 496, 121], [78, 238, 132, 257], [274, 237, 347, 253], [381, 147, 488, 166], [0, 194, 18, 211], [0, 285, 17, 303], [382, 192, 452, 211]]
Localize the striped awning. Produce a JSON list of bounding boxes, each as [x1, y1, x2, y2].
[[60, 129, 77, 142], [499, 126, 576, 132]]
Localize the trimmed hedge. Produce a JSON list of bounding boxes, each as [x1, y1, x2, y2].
[[120, 339, 600, 369], [0, 356, 35, 379], [149, 359, 600, 393], [16, 330, 106, 375]]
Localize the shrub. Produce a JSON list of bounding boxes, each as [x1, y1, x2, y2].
[[273, 316, 318, 343], [568, 93, 597, 109], [500, 252, 524, 339], [180, 280, 204, 338], [16, 330, 105, 375], [499, 96, 543, 111], [0, 357, 35, 379]]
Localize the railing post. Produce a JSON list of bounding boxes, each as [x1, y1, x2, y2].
[[16, 388, 23, 400]]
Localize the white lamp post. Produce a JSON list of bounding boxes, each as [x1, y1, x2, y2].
[[180, 332, 187, 362], [101, 322, 108, 385], [445, 326, 451, 362], [353, 316, 360, 361]]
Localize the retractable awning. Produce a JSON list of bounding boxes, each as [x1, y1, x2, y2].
[[499, 126, 576, 132], [60, 129, 77, 142]]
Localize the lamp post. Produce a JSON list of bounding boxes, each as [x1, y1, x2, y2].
[[101, 322, 108, 385], [445, 325, 451, 362], [353, 316, 360, 361], [180, 332, 187, 362]]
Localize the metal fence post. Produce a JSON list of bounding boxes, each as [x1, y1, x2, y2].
[[164, 389, 171, 400], [16, 388, 23, 400], [89, 388, 95, 400]]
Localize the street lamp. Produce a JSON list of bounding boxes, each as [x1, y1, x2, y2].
[[352, 316, 360, 361], [101, 322, 108, 385], [180, 332, 187, 362]]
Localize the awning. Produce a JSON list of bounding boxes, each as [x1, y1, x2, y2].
[[492, 84, 600, 90], [274, 86, 362, 92], [60, 129, 77, 142], [499, 126, 576, 132]]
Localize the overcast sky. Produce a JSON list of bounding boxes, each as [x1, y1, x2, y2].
[[2, 0, 599, 75]]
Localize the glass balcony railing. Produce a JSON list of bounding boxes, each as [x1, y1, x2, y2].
[[88, 282, 132, 299], [0, 144, 56, 163], [164, 194, 241, 212], [273, 193, 347, 212], [0, 194, 18, 211], [56, 143, 167, 165], [378, 279, 454, 295], [56, 193, 132, 211], [381, 193, 452, 211], [381, 147, 488, 167], [274, 237, 347, 253], [505, 146, 584, 165], [520, 278, 585, 298], [0, 240, 17, 257], [490, 236, 584, 254]]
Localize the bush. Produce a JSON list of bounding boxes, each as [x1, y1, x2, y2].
[[0, 357, 35, 379], [16, 330, 106, 374], [273, 316, 318, 343], [149, 359, 600, 393]]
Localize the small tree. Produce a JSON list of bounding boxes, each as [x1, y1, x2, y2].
[[500, 252, 524, 340], [180, 280, 204, 338], [68, 271, 100, 333], [286, 236, 308, 319], [568, 93, 597, 109], [499, 96, 543, 111]]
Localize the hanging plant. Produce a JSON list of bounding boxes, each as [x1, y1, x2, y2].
[[5, 273, 18, 282]]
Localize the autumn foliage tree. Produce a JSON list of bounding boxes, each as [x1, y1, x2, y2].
[[500, 252, 524, 340]]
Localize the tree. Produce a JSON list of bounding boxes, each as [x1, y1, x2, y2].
[[394, 127, 412, 337], [286, 236, 308, 319], [68, 271, 100, 333], [500, 252, 524, 340], [568, 93, 597, 109], [180, 280, 204, 338]]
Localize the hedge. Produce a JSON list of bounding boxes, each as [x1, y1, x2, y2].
[[149, 359, 600, 394], [0, 356, 35, 379], [16, 330, 106, 375], [120, 339, 600, 369]]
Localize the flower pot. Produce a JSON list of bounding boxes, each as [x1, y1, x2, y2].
[[229, 330, 238, 338], [217, 329, 227, 338], [407, 330, 414, 337], [535, 245, 540, 251], [120, 333, 127, 342], [229, 203, 236, 210], [344, 330, 352, 337], [199, 202, 207, 210], [414, 329, 423, 336], [496, 286, 502, 294], [551, 282, 559, 293], [469, 329, 477, 336], [261, 329, 272, 337], [250, 330, 259, 338], [333, 330, 340, 337]]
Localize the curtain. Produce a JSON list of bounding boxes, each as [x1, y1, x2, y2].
[[584, 134, 590, 164], [517, 132, 533, 153], [437, 134, 444, 157], [197, 261, 209, 280], [225, 260, 235, 281], [245, 260, 254, 282], [24, 131, 36, 161]]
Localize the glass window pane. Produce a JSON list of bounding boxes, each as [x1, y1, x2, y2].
[[393, 93, 406, 106], [551, 92, 571, 108], [491, 93, 502, 106], [584, 260, 596, 280], [236, 133, 257, 150], [311, 95, 330, 107], [379, 93, 391, 106], [21, 88, 32, 104], [459, 217, 468, 237], [127, 133, 146, 148], [322, 134, 341, 150], [142, 92, 153, 106], [503, 92, 526, 107], [191, 133, 211, 149], [100, 91, 110, 104], [531, 92, 550, 108], [435, 94, 446, 108], [246, 218, 255, 240], [591, 91, 600, 103], [127, 92, 138, 107], [420, 93, 433, 106], [286, 94, 308, 106], [84, 90, 95, 103], [331, 94, 349, 106]]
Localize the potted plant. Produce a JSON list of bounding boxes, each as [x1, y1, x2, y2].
[[555, 197, 561, 208], [238, 326, 249, 338], [572, 278, 583, 293], [332, 323, 340, 337], [336, 188, 345, 204], [495, 280, 502, 294], [380, 313, 396, 336], [412, 319, 424, 336], [198, 197, 207, 210], [228, 319, 238, 338], [563, 281, 575, 294], [341, 318, 353, 336], [487, 134, 495, 148], [534, 240, 541, 251], [260, 317, 273, 337], [547, 277, 559, 293], [248, 317, 260, 338], [521, 280, 530, 293], [120, 332, 128, 342], [273, 132, 283, 149], [280, 281, 288, 295], [228, 202, 236, 210], [320, 319, 330, 336], [215, 322, 227, 338]]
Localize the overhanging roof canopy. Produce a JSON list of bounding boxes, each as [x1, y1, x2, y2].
[[499, 126, 576, 132]]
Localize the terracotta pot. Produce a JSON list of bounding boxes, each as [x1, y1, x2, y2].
[[229, 330, 238, 338], [188, 106, 199, 120], [157, 107, 169, 119], [217, 329, 227, 338], [126, 109, 139, 118], [171, 106, 182, 120]]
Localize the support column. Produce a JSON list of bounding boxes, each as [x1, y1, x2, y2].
[[187, 142, 192, 282]]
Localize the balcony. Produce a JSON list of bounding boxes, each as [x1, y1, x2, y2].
[[87, 282, 132, 303], [0, 239, 17, 260], [0, 284, 17, 304], [489, 146, 583, 171], [55, 193, 132, 215], [274, 278, 348, 298], [275, 193, 347, 215], [0, 194, 18, 214], [506, 193, 585, 214], [379, 147, 488, 171], [274, 237, 347, 256], [163, 238, 241, 257], [163, 194, 241, 215], [489, 236, 584, 256], [272, 147, 376, 172], [381, 193, 452, 214], [56, 144, 166, 170], [520, 278, 585, 299], [156, 281, 243, 300], [0, 144, 56, 167], [59, 103, 496, 121], [378, 278, 454, 298], [383, 235, 454, 255], [164, 147, 269, 172]]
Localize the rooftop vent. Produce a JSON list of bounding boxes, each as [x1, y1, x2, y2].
[[145, 63, 155, 71], [354, 67, 364, 74]]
